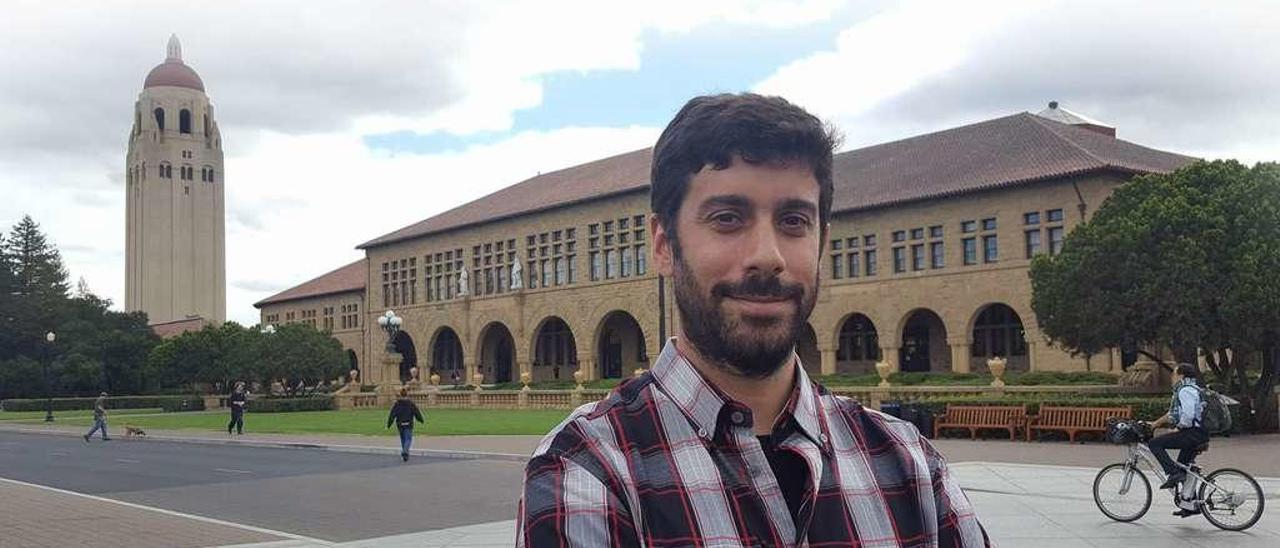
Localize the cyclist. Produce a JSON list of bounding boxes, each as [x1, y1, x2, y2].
[[1147, 363, 1209, 513]]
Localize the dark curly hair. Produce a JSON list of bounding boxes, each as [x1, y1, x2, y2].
[[650, 93, 840, 252]]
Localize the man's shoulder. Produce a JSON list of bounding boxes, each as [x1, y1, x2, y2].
[[815, 389, 933, 449], [530, 375, 656, 460]]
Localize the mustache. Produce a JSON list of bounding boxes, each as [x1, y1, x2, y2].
[[711, 275, 803, 301]]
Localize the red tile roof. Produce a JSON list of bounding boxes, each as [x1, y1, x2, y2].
[[358, 112, 1194, 250], [253, 259, 366, 308], [150, 317, 206, 339]]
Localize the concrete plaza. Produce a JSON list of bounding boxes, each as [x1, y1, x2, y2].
[[1, 424, 1275, 547]]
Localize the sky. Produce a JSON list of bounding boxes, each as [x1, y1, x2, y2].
[[1, 0, 1277, 326]]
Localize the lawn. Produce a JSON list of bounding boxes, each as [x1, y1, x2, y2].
[[22, 408, 573, 436], [0, 408, 164, 421]]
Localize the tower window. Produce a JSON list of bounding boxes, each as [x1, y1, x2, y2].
[[160, 163, 172, 179], [153, 108, 165, 131], [179, 109, 192, 134]]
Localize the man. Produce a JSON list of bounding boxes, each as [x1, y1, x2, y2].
[[228, 381, 248, 435], [386, 387, 425, 462], [518, 93, 988, 546], [83, 392, 110, 442], [1148, 364, 1208, 501]]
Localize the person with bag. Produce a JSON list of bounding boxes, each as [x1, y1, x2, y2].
[[386, 387, 424, 462], [1148, 364, 1209, 500], [227, 381, 249, 435]]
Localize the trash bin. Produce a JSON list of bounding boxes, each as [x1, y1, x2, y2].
[[900, 402, 935, 438], [880, 400, 903, 418]]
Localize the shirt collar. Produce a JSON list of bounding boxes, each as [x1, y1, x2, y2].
[[650, 338, 830, 453]]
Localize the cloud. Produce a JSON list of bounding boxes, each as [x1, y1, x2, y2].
[[755, 0, 1280, 163]]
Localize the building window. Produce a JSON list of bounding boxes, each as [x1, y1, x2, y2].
[[847, 252, 859, 278], [605, 249, 617, 279], [930, 241, 944, 269], [910, 228, 924, 240], [620, 247, 633, 277], [981, 218, 997, 231], [961, 220, 976, 233], [1047, 208, 1065, 222], [541, 260, 551, 287], [831, 254, 844, 279], [634, 245, 646, 275], [929, 225, 943, 238], [963, 238, 977, 265], [589, 215, 646, 281], [153, 107, 165, 131], [555, 257, 567, 285], [864, 234, 877, 247], [1025, 230, 1042, 258], [865, 249, 877, 276], [1024, 212, 1041, 225], [892, 230, 906, 243], [983, 235, 999, 263], [179, 109, 192, 134], [911, 244, 925, 271], [892, 247, 906, 273], [525, 229, 575, 290], [590, 252, 601, 281], [1048, 226, 1065, 255]]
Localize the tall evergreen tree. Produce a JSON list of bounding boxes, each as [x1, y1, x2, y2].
[[0, 231, 16, 360], [5, 215, 69, 303]]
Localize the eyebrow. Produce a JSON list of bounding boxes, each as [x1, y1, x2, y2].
[[695, 195, 818, 217]]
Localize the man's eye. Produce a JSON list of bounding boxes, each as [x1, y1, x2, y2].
[[780, 215, 812, 230], [710, 212, 742, 226]]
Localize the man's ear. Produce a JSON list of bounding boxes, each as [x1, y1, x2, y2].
[[650, 213, 675, 277]]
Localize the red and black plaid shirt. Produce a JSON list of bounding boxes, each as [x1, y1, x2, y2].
[[518, 340, 990, 547]]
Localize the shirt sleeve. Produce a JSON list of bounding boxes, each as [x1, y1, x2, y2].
[[924, 439, 991, 547], [1177, 387, 1200, 429], [518, 447, 638, 547]]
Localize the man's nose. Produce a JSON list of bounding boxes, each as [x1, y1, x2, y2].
[[743, 223, 785, 276]]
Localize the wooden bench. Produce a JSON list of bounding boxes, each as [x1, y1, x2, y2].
[[932, 404, 1027, 440], [1025, 406, 1132, 442]]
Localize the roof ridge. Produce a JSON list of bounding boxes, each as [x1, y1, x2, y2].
[[1023, 112, 1110, 168], [844, 112, 1028, 154], [254, 258, 366, 307]]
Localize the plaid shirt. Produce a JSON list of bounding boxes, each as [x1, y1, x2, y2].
[[518, 340, 989, 547]]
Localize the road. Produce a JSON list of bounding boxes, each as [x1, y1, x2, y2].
[[0, 431, 525, 543]]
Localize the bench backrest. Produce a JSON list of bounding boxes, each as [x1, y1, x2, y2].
[[1037, 406, 1131, 428], [942, 404, 1027, 424]]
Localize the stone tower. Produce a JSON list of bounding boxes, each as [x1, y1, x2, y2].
[[125, 35, 226, 325]]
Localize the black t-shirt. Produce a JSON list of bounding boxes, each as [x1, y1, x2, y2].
[[758, 435, 809, 523]]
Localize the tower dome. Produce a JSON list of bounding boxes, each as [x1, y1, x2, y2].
[[143, 35, 205, 91]]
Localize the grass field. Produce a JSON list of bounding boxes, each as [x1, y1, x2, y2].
[[0, 408, 164, 421], [15, 408, 573, 436]]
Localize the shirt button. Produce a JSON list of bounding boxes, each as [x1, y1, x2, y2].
[[697, 428, 709, 439], [731, 411, 745, 425], [819, 434, 829, 444]]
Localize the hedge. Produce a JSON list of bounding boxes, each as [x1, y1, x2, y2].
[[2, 395, 200, 412], [245, 396, 335, 413], [818, 371, 1120, 387]]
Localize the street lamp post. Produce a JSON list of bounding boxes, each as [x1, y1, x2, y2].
[[377, 310, 402, 353], [44, 331, 56, 422]]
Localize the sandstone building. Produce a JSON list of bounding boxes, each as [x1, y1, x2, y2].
[[126, 35, 226, 326], [256, 103, 1192, 386]]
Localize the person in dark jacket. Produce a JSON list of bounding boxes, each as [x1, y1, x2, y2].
[[387, 387, 425, 461], [227, 382, 248, 435]]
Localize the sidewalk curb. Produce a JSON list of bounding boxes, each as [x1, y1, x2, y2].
[[0, 425, 529, 463]]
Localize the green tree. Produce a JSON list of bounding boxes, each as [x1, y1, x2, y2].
[[1030, 160, 1280, 431], [2, 215, 70, 361]]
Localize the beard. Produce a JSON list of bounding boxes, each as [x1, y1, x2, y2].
[[671, 249, 818, 379]]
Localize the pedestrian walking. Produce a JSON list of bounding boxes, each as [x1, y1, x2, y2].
[[386, 387, 424, 462], [227, 381, 248, 435], [83, 392, 111, 442]]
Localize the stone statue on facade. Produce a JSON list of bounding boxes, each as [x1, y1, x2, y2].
[[510, 257, 523, 290], [457, 269, 469, 297]]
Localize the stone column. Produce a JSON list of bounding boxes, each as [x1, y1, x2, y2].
[[463, 357, 478, 387], [577, 351, 595, 382], [948, 338, 971, 374], [879, 345, 901, 374], [819, 346, 837, 376], [517, 358, 532, 383], [380, 352, 402, 392]]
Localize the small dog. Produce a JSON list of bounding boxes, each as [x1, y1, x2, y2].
[[124, 425, 147, 438]]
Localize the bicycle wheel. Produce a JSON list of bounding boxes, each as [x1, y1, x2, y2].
[[1199, 468, 1265, 531], [1093, 462, 1152, 522]]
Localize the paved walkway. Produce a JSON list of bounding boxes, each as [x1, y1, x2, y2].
[[4, 422, 1277, 547]]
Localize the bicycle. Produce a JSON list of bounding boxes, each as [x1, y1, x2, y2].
[[1092, 419, 1265, 531]]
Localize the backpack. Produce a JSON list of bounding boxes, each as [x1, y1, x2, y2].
[[1195, 386, 1236, 435]]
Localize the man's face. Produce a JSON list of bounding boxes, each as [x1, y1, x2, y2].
[[652, 159, 823, 378]]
